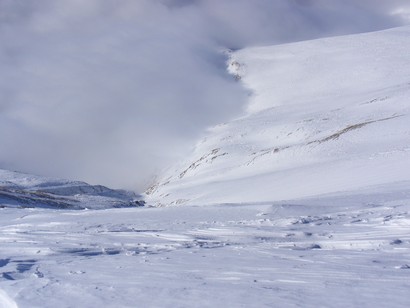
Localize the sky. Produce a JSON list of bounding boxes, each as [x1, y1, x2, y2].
[[0, 0, 409, 190]]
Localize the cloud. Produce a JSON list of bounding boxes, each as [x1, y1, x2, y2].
[[0, 0, 409, 190]]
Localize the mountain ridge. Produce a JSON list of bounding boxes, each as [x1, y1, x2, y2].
[[0, 169, 143, 209]]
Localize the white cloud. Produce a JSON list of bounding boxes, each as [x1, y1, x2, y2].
[[0, 0, 409, 190]]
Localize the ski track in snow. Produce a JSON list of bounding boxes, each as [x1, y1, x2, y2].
[[0, 191, 410, 307]]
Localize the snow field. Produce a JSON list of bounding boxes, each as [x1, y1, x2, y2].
[[1, 182, 410, 307]]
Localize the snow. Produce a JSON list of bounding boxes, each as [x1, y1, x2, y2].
[[0, 169, 142, 209], [0, 289, 18, 308], [148, 26, 410, 206], [1, 184, 410, 307], [1, 26, 410, 307]]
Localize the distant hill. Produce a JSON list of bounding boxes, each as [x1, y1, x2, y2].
[[0, 169, 143, 209]]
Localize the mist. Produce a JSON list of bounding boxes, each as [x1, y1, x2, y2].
[[0, 0, 409, 190]]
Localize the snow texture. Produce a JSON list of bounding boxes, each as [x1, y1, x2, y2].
[[0, 185, 410, 307]]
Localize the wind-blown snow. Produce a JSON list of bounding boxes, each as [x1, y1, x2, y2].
[[1, 184, 410, 307], [148, 26, 410, 206]]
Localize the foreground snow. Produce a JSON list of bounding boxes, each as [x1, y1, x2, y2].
[[1, 183, 410, 307]]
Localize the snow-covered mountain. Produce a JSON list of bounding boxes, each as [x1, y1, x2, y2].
[[147, 26, 410, 206], [0, 169, 143, 209], [1, 26, 410, 308]]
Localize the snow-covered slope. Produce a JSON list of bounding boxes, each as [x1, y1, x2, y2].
[[2, 26, 410, 308], [0, 169, 143, 209], [147, 26, 410, 206]]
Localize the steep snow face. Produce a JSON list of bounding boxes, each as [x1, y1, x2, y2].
[[0, 169, 142, 209], [148, 26, 410, 206]]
